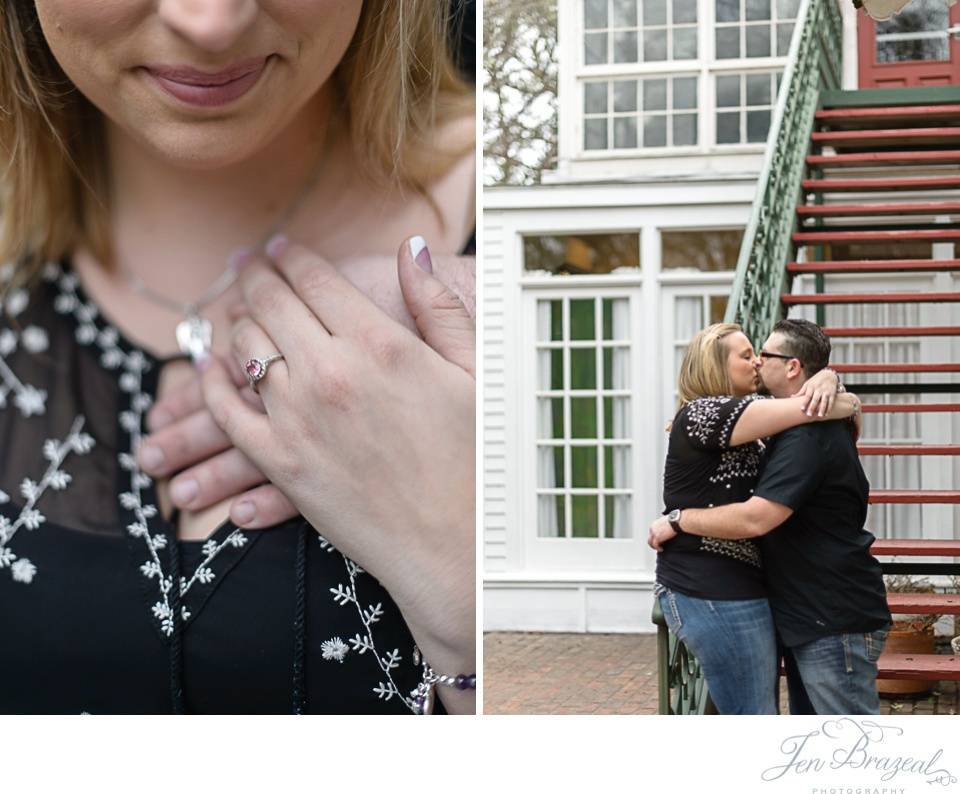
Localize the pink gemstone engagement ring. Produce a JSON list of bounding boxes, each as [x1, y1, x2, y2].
[[244, 354, 284, 393]]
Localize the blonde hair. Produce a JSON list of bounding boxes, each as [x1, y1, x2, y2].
[[0, 1, 472, 288], [676, 323, 743, 408]]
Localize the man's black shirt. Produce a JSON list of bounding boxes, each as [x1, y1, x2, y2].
[[753, 421, 890, 647]]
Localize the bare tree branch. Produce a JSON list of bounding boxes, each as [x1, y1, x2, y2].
[[483, 0, 558, 186]]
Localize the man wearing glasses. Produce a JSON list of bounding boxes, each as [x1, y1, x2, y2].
[[650, 318, 891, 714]]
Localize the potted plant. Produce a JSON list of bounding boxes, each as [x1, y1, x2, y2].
[[879, 574, 940, 697]]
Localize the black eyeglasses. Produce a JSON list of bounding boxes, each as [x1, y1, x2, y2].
[[759, 350, 799, 364]]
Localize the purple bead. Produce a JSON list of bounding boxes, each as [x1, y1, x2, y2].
[[454, 674, 467, 690], [467, 674, 477, 689]]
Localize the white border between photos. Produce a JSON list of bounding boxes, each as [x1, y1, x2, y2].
[[474, 0, 485, 719]]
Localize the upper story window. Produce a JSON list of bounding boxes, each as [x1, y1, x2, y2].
[[715, 71, 782, 144], [523, 233, 641, 276], [583, 76, 698, 151], [715, 0, 800, 59], [584, 0, 698, 65]]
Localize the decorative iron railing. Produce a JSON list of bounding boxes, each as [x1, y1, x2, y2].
[[724, 0, 844, 345], [653, 601, 714, 715], [657, 0, 844, 715]]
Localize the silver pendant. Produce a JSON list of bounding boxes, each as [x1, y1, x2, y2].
[[175, 314, 213, 362]]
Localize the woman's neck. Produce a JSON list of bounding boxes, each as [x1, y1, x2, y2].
[[104, 86, 333, 300]]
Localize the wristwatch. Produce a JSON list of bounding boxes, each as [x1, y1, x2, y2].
[[667, 508, 684, 534]]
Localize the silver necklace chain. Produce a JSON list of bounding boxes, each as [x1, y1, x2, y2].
[[126, 162, 322, 362]]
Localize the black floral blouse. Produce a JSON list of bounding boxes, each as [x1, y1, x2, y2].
[[655, 395, 768, 600], [0, 262, 429, 714]]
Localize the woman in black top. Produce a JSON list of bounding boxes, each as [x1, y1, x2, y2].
[[0, 1, 475, 714], [653, 323, 857, 714]]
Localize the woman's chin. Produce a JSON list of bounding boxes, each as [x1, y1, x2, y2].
[[125, 120, 278, 170]]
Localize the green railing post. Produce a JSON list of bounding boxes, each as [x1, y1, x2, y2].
[[653, 600, 670, 714], [658, 0, 844, 715]]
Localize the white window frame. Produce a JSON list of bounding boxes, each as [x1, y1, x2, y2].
[[573, 0, 794, 157], [714, 69, 783, 145], [582, 0, 701, 66], [714, 0, 801, 61], [583, 75, 700, 150], [521, 281, 648, 571]]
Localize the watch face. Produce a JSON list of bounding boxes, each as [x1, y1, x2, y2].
[[668, 509, 681, 522]]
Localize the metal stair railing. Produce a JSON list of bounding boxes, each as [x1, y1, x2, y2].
[[723, 0, 843, 345], [654, 0, 843, 715]]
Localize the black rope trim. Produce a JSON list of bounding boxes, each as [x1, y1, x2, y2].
[[168, 537, 185, 714], [291, 521, 309, 715]]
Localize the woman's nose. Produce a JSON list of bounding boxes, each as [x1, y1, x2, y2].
[[157, 0, 258, 54]]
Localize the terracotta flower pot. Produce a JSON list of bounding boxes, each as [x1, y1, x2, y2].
[[877, 623, 936, 697]]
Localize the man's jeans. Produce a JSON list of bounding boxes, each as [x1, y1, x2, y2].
[[783, 626, 890, 715], [658, 587, 778, 714]]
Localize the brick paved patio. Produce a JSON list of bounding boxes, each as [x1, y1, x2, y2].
[[483, 631, 959, 715]]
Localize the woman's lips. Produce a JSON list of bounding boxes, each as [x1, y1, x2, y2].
[[144, 57, 268, 107]]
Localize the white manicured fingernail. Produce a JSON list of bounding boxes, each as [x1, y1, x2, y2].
[[409, 235, 432, 274]]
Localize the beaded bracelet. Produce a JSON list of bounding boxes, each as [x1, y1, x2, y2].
[[410, 646, 477, 715]]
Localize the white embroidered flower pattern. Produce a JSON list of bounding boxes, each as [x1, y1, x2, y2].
[[5, 288, 28, 317], [10, 558, 37, 583], [20, 326, 49, 354], [0, 416, 93, 584], [13, 385, 47, 417], [2, 263, 421, 710], [0, 329, 16, 356], [0, 354, 47, 418], [48, 264, 251, 636], [325, 555, 416, 712], [321, 637, 350, 663]]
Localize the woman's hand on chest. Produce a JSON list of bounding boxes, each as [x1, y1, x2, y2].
[[137, 238, 475, 616]]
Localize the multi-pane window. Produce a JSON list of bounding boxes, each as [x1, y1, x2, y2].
[[584, 77, 698, 150], [524, 233, 641, 276], [715, 71, 782, 144], [715, 0, 800, 59], [584, 0, 699, 65], [535, 296, 632, 539]]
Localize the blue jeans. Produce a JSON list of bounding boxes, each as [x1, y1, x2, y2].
[[658, 587, 778, 714], [782, 626, 890, 715]]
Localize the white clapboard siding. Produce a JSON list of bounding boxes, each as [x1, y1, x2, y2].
[[483, 212, 510, 571]]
